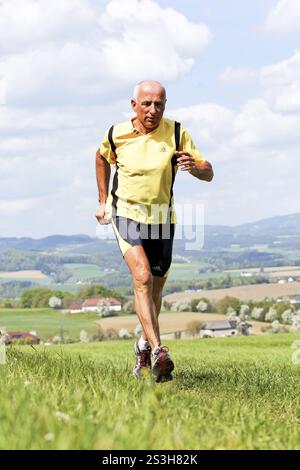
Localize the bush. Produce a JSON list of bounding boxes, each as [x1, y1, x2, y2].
[[91, 327, 105, 342], [265, 307, 278, 322], [281, 309, 293, 324], [251, 307, 265, 321], [216, 297, 241, 315], [105, 328, 118, 340], [186, 320, 203, 337]]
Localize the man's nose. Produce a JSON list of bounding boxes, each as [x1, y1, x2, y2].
[[149, 103, 158, 114]]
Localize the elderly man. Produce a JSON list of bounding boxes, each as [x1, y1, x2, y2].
[[96, 80, 213, 382]]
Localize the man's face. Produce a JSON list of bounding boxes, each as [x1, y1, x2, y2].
[[131, 86, 166, 131]]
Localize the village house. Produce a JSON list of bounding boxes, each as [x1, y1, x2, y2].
[[199, 320, 251, 338], [67, 296, 122, 314], [5, 331, 40, 345]]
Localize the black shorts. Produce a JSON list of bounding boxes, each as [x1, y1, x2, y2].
[[112, 216, 175, 278]]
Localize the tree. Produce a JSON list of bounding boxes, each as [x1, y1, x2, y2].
[[281, 309, 293, 325], [186, 320, 203, 338], [265, 307, 277, 323], [48, 296, 62, 309], [216, 297, 241, 315], [239, 304, 250, 320], [251, 307, 265, 321]]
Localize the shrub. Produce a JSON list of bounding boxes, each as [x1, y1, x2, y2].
[[265, 307, 278, 323], [216, 297, 241, 315], [186, 320, 203, 337], [105, 328, 118, 340], [281, 309, 293, 325], [251, 307, 265, 321], [91, 327, 105, 342]]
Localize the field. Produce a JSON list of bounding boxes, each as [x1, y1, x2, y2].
[[63, 263, 106, 281], [164, 282, 300, 303], [96, 312, 266, 336], [0, 308, 100, 340], [167, 263, 240, 281], [1, 334, 300, 449], [0, 270, 48, 280], [0, 309, 266, 340]]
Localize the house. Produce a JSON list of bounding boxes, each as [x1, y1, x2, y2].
[[200, 320, 238, 338], [80, 296, 122, 313], [81, 297, 103, 312], [105, 297, 122, 312], [68, 301, 83, 313], [5, 331, 40, 345], [290, 295, 300, 305]]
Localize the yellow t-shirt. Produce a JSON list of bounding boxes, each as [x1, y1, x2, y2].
[[100, 117, 205, 224]]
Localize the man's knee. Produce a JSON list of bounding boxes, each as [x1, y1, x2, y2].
[[133, 268, 152, 291]]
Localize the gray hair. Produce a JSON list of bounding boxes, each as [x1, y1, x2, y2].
[[133, 80, 166, 101]]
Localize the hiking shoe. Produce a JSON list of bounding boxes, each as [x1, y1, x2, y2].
[[152, 346, 174, 382], [133, 341, 152, 378]]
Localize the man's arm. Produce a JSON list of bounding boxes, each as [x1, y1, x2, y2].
[[95, 148, 111, 223], [175, 151, 214, 182]]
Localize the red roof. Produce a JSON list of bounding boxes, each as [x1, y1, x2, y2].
[[105, 297, 121, 305], [69, 302, 83, 310], [81, 297, 102, 307]]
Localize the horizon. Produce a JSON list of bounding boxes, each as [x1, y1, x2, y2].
[[1, 210, 299, 240]]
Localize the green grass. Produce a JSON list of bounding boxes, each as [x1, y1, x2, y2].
[[63, 263, 106, 281], [168, 263, 240, 281], [1, 334, 300, 449], [0, 308, 99, 340]]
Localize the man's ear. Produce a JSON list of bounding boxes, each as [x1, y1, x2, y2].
[[131, 99, 136, 111]]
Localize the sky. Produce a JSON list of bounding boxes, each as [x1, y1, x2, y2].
[[0, 0, 300, 237]]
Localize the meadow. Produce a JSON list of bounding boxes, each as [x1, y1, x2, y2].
[[0, 308, 99, 340], [1, 334, 300, 449]]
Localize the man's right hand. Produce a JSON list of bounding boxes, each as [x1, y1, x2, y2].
[[95, 203, 111, 225]]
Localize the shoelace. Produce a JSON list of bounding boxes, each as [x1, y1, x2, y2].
[[153, 345, 169, 356]]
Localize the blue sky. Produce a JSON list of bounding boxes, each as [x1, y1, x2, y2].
[[0, 0, 300, 237]]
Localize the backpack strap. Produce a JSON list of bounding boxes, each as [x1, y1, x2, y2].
[[169, 121, 181, 209], [108, 125, 116, 155], [174, 120, 181, 151]]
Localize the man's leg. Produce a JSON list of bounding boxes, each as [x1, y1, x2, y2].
[[124, 245, 160, 350], [152, 275, 167, 320]]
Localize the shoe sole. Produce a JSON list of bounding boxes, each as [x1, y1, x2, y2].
[[152, 358, 174, 382]]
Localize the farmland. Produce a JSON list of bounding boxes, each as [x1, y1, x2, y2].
[[164, 281, 300, 303]]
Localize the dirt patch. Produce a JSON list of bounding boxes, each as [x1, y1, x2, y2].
[[164, 282, 300, 303], [96, 312, 265, 335], [0, 270, 48, 280]]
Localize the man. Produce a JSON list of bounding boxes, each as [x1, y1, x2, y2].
[[95, 80, 213, 382]]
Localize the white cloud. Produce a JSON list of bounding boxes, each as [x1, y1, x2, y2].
[[0, 0, 212, 106], [0, 0, 99, 53], [261, 50, 300, 112], [0, 197, 39, 215], [219, 66, 258, 83], [261, 50, 300, 87], [263, 0, 300, 33]]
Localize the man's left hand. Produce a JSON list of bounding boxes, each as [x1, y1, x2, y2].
[[175, 151, 196, 172]]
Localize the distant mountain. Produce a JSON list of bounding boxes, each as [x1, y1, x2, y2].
[[1, 213, 300, 253], [204, 213, 300, 250], [0, 234, 95, 252]]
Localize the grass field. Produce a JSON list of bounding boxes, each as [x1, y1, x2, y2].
[[0, 308, 100, 340], [63, 263, 106, 281], [1, 334, 300, 449], [168, 263, 240, 281]]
